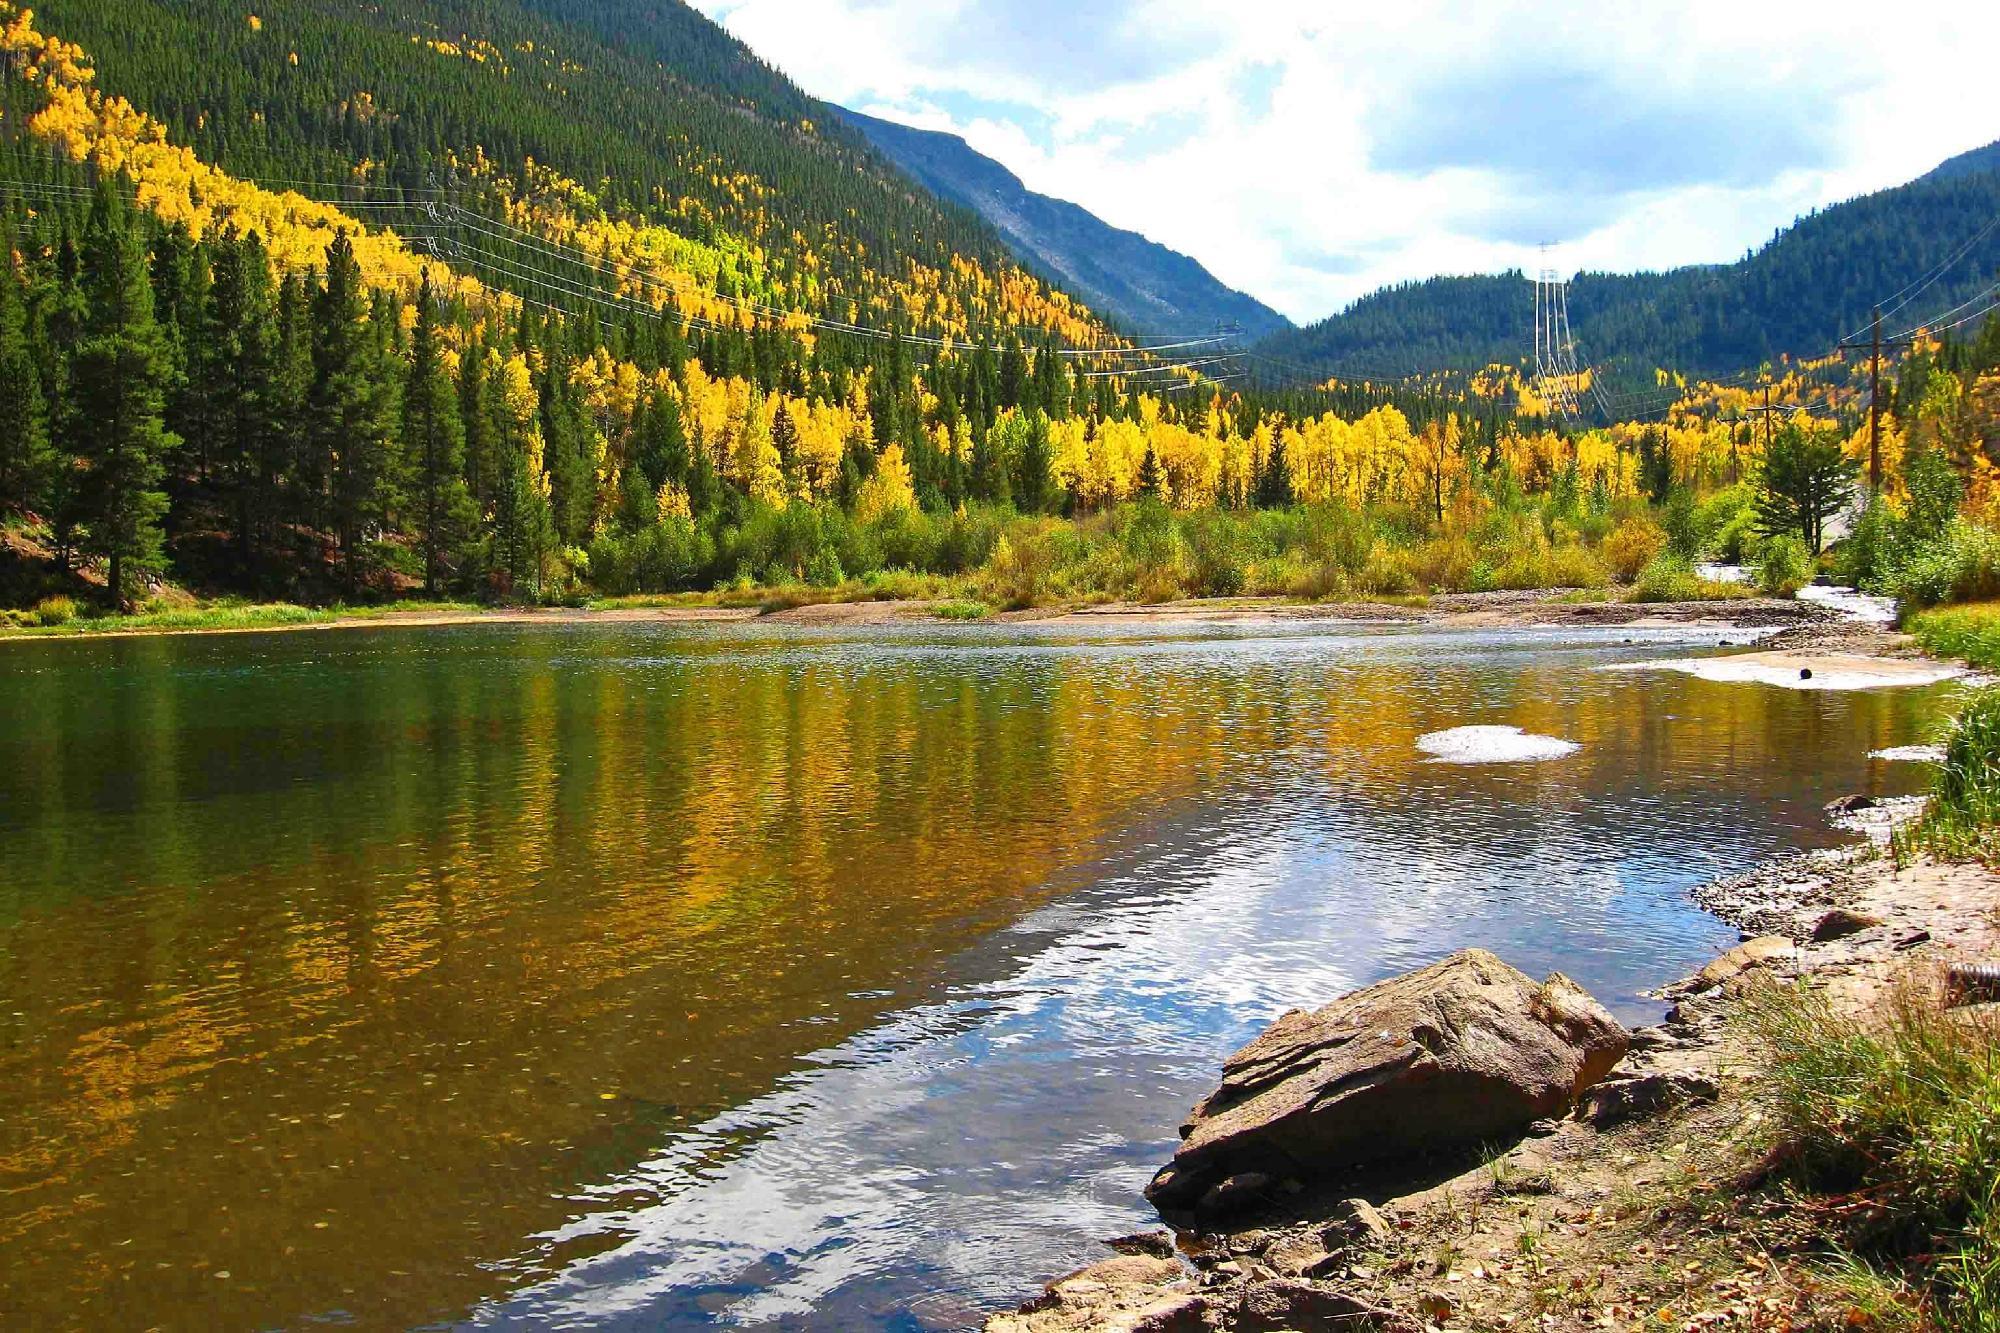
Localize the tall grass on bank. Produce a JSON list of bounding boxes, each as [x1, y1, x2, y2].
[[1900, 687, 2000, 863], [7, 487, 1786, 624], [1909, 603, 2000, 672], [1740, 980, 2000, 1330], [576, 496, 1631, 609]]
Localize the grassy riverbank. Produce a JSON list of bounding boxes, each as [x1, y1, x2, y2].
[[0, 597, 489, 639], [2, 493, 1778, 639], [1907, 601, 2000, 672]]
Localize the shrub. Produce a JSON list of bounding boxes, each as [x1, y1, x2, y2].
[[870, 506, 941, 572], [1357, 542, 1417, 597], [587, 518, 712, 594], [1662, 487, 1702, 558], [1631, 552, 1700, 602], [32, 595, 77, 626], [1296, 500, 1376, 572], [1838, 495, 1904, 589], [1405, 536, 1480, 592], [1697, 484, 1760, 562], [803, 547, 844, 587], [981, 530, 1058, 609], [1907, 604, 2000, 673], [1881, 520, 2000, 612], [1602, 515, 1667, 582], [1753, 534, 1812, 597], [934, 506, 1006, 574], [1180, 510, 1248, 598], [1532, 543, 1609, 590]]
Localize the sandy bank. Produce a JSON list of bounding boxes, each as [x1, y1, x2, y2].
[[1604, 648, 1969, 691]]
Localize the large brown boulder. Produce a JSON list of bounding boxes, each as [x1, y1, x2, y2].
[[1147, 949, 1628, 1218]]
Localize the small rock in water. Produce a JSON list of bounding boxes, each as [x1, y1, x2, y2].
[[1800, 667, 1814, 680], [1871, 745, 1947, 763], [1415, 725, 1579, 764], [1689, 936, 1795, 992]]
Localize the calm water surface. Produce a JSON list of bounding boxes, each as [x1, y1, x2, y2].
[[0, 619, 1967, 1330]]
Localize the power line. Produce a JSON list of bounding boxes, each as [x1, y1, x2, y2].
[[1841, 209, 2000, 343]]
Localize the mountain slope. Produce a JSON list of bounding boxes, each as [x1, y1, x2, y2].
[[19, 0, 1118, 347], [1923, 139, 2000, 184], [1255, 139, 2000, 386], [839, 107, 1291, 341]]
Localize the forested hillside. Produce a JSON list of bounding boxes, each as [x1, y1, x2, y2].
[[840, 107, 1291, 342], [6, 0, 1999, 630], [1256, 144, 2000, 388], [0, 0, 1485, 612], [19, 0, 1115, 345]]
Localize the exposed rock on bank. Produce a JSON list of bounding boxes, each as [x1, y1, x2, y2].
[[1145, 950, 1628, 1226], [989, 846, 2000, 1332]]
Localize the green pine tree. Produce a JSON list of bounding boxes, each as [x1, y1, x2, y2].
[[1015, 410, 1054, 513], [0, 216, 50, 514], [1256, 429, 1294, 508], [71, 184, 176, 607], [1136, 442, 1164, 499], [308, 230, 401, 592], [403, 273, 476, 593], [970, 420, 1011, 507], [200, 227, 283, 570]]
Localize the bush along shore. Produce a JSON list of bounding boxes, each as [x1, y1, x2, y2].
[[990, 668, 2000, 1331]]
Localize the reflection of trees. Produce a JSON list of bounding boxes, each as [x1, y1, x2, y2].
[[0, 629, 1957, 1327]]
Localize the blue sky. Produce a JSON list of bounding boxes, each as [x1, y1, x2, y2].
[[691, 0, 2000, 326]]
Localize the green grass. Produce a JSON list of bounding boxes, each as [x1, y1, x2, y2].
[[590, 570, 975, 614], [930, 600, 990, 621], [1895, 685, 2000, 864], [1627, 553, 1756, 604], [0, 598, 484, 640], [1739, 980, 2000, 1330], [1908, 602, 2000, 672]]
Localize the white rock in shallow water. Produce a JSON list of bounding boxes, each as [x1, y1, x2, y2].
[[1416, 725, 1579, 763], [1871, 745, 1946, 763]]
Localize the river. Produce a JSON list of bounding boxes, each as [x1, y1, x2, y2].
[[0, 618, 1965, 1329]]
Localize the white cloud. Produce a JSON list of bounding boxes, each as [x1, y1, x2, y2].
[[694, 0, 2000, 326]]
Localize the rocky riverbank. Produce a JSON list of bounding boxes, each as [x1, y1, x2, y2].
[[987, 804, 2000, 1332]]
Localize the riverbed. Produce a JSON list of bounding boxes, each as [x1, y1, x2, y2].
[[0, 619, 1968, 1329]]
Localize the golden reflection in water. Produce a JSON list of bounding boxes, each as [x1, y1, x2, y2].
[[0, 626, 1954, 1329]]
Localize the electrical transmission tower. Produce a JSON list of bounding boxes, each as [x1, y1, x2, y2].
[[1531, 259, 1584, 425]]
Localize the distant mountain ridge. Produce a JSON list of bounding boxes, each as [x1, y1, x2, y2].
[[1253, 138, 2000, 387], [1923, 139, 2000, 184], [839, 107, 1291, 341]]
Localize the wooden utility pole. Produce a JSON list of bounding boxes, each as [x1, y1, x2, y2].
[[1719, 385, 1795, 484], [1838, 308, 1918, 493], [1868, 307, 1882, 491]]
